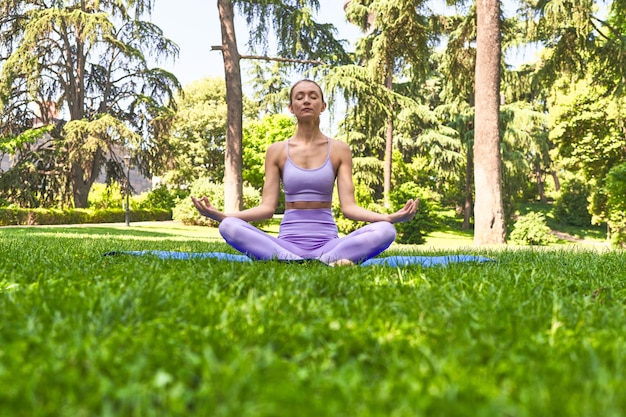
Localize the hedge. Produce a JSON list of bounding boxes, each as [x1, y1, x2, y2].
[[0, 207, 172, 226]]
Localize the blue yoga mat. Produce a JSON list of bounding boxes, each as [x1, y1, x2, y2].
[[104, 250, 492, 267]]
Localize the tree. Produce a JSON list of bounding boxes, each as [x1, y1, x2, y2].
[[322, 64, 429, 202], [548, 73, 626, 225], [525, 0, 626, 226], [473, 0, 506, 244], [0, 0, 180, 208], [431, 2, 534, 231], [164, 77, 282, 193], [344, 0, 435, 206], [166, 78, 228, 187], [243, 114, 295, 190], [217, 0, 244, 213]]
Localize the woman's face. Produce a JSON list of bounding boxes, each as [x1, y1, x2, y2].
[[289, 81, 326, 120]]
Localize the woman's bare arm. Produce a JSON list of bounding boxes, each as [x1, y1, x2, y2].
[[334, 140, 418, 224], [192, 142, 283, 222]]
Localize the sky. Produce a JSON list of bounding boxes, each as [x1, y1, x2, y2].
[[148, 0, 539, 133], [150, 0, 364, 87], [149, 0, 540, 86]]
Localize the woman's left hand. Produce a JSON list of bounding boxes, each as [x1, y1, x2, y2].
[[389, 198, 419, 224]]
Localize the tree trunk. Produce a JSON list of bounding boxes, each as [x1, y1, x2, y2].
[[68, 35, 89, 208], [473, 0, 506, 245], [218, 0, 243, 213], [536, 167, 547, 203], [551, 170, 561, 192], [463, 143, 474, 230], [383, 74, 393, 208], [71, 162, 90, 208]]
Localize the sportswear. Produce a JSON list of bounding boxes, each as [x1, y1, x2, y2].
[[282, 138, 335, 202]]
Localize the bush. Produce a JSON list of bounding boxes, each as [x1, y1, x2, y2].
[[389, 182, 439, 245], [0, 207, 171, 226], [510, 212, 556, 246], [172, 178, 269, 227], [552, 177, 592, 227], [333, 182, 380, 235], [138, 185, 188, 211], [88, 182, 123, 209], [605, 163, 626, 248], [334, 182, 438, 244]]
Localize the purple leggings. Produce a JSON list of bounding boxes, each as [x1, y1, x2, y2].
[[218, 209, 396, 264]]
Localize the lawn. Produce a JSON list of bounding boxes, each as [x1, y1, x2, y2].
[[1, 221, 625, 417]]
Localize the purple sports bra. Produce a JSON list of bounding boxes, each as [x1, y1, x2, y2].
[[283, 138, 336, 203]]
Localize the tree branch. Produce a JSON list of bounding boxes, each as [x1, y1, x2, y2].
[[239, 54, 326, 66]]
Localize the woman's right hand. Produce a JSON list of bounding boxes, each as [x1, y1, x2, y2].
[[389, 198, 419, 224], [191, 196, 226, 222]]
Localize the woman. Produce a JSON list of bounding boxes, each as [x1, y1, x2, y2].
[[192, 79, 418, 265]]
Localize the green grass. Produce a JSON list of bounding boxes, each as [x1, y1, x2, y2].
[[1, 222, 626, 417]]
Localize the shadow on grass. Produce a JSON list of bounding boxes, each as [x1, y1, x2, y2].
[[434, 213, 474, 238], [1, 226, 176, 238]]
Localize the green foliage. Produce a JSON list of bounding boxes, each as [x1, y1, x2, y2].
[[0, 126, 53, 154], [2, 226, 626, 416], [237, 0, 352, 68], [165, 78, 229, 186], [605, 163, 626, 248], [389, 181, 439, 244], [173, 179, 224, 227], [548, 76, 626, 182], [88, 182, 123, 209], [0, 130, 70, 208], [137, 185, 187, 211], [243, 114, 295, 190], [552, 176, 592, 227], [346, 0, 433, 83], [0, 207, 171, 226], [500, 102, 552, 204], [334, 181, 439, 244], [510, 212, 557, 246], [0, 0, 180, 208], [172, 178, 268, 228], [333, 182, 383, 235]]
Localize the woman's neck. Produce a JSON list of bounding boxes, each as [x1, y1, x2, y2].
[[293, 122, 324, 143]]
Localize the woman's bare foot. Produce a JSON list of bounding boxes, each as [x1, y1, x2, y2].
[[329, 259, 354, 267]]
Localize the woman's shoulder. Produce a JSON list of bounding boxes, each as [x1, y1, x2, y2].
[[265, 140, 288, 163], [267, 140, 286, 151], [328, 138, 352, 169], [329, 138, 352, 155]]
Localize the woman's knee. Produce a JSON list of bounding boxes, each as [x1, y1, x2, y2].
[[375, 221, 397, 243], [218, 217, 243, 240]]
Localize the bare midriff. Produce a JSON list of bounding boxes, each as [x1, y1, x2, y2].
[[286, 201, 332, 209]]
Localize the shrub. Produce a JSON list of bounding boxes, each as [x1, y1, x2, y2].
[[138, 185, 187, 211], [0, 207, 171, 226], [389, 182, 439, 245], [172, 178, 268, 227], [335, 182, 438, 244], [333, 182, 380, 235], [510, 212, 556, 246], [552, 177, 592, 227], [605, 163, 626, 248], [88, 182, 123, 209]]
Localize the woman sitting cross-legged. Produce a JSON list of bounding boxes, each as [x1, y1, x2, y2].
[[192, 79, 418, 266]]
